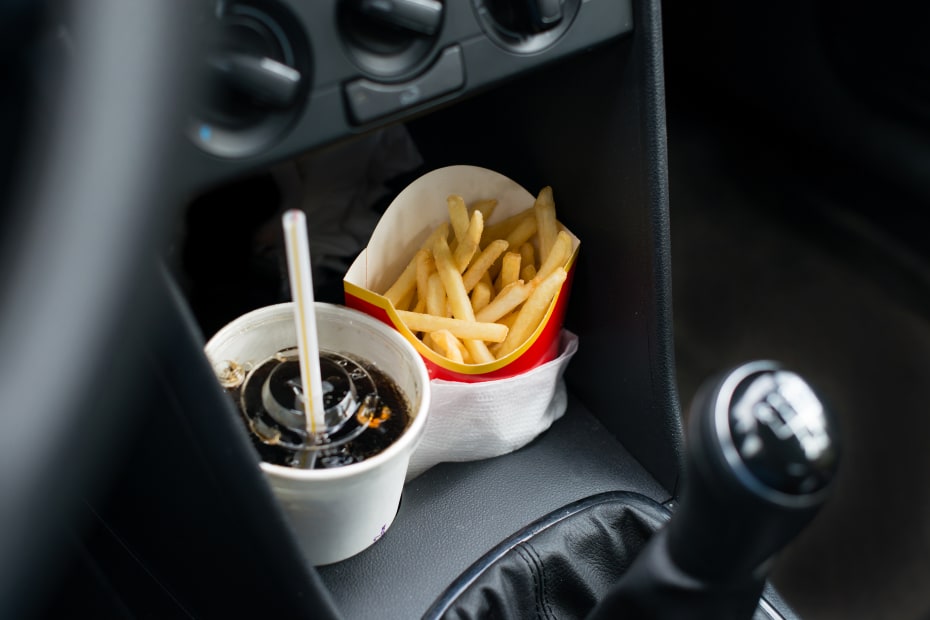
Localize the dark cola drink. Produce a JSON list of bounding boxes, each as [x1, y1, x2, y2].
[[227, 348, 410, 469]]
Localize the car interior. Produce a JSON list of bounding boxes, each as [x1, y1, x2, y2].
[[2, 0, 927, 619]]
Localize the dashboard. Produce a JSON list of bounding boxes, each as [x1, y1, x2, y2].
[[181, 0, 632, 189]]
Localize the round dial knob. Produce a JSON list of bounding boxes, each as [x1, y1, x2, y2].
[[484, 0, 564, 34], [338, 0, 444, 78], [475, 0, 580, 53], [203, 5, 305, 127], [190, 2, 310, 158]]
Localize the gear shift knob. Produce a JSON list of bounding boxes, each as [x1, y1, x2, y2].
[[721, 363, 836, 496], [588, 361, 840, 619], [668, 360, 840, 582]]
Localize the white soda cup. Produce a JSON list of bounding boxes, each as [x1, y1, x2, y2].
[[205, 302, 431, 565]]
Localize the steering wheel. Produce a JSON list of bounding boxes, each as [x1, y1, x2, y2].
[[0, 1, 194, 615]]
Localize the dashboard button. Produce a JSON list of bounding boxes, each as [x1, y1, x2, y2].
[[344, 45, 464, 124]]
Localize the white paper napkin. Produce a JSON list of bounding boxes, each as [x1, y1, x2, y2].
[[406, 331, 579, 479]]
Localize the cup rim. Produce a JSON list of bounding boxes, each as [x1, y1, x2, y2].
[[206, 302, 431, 482]]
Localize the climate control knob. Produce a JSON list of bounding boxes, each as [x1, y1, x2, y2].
[[475, 0, 579, 53], [191, 2, 310, 158], [338, 0, 444, 78]]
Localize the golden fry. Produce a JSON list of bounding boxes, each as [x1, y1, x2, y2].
[[475, 280, 531, 324], [460, 343, 473, 364], [496, 252, 521, 290], [498, 309, 519, 330], [394, 286, 416, 312], [396, 311, 508, 342], [462, 239, 508, 292], [521, 264, 537, 281], [533, 230, 572, 284], [427, 329, 465, 364], [433, 234, 496, 359], [420, 222, 450, 251], [426, 272, 446, 318], [447, 195, 470, 245], [433, 235, 474, 321], [534, 186, 558, 264], [416, 249, 435, 305], [453, 209, 483, 273], [519, 242, 535, 271], [464, 339, 495, 364], [383, 249, 424, 308], [496, 268, 567, 358], [481, 208, 533, 247], [471, 279, 492, 314], [505, 213, 538, 249]]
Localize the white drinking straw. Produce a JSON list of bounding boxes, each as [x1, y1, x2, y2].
[[282, 209, 327, 437]]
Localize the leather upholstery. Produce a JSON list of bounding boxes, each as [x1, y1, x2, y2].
[[424, 492, 670, 620]]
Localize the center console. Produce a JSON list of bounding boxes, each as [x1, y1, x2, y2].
[[48, 1, 807, 618], [179, 0, 679, 616]]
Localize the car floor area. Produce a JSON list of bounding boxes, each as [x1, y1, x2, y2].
[[666, 114, 930, 619]]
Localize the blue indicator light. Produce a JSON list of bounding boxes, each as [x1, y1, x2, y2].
[[199, 124, 212, 142]]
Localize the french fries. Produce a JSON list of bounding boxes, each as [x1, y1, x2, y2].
[[396, 310, 508, 342], [453, 210, 483, 272], [495, 268, 567, 358], [496, 252, 521, 290], [426, 272, 446, 317], [471, 279, 493, 314], [534, 186, 558, 264], [380, 188, 572, 365], [462, 239, 508, 292], [475, 281, 530, 324], [425, 330, 467, 364]]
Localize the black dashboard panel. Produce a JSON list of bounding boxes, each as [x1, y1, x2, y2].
[[180, 0, 633, 191]]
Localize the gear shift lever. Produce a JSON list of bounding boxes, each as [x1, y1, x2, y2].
[[588, 361, 840, 619]]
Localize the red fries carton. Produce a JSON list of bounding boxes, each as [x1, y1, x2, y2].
[[344, 165, 579, 382]]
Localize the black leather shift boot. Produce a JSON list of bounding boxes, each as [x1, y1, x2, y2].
[[424, 492, 671, 620]]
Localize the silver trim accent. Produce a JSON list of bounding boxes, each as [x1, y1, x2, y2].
[[714, 361, 831, 508], [757, 596, 786, 620]]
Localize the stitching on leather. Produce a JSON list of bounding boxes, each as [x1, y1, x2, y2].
[[514, 544, 546, 619], [526, 544, 556, 619], [422, 494, 671, 619]]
